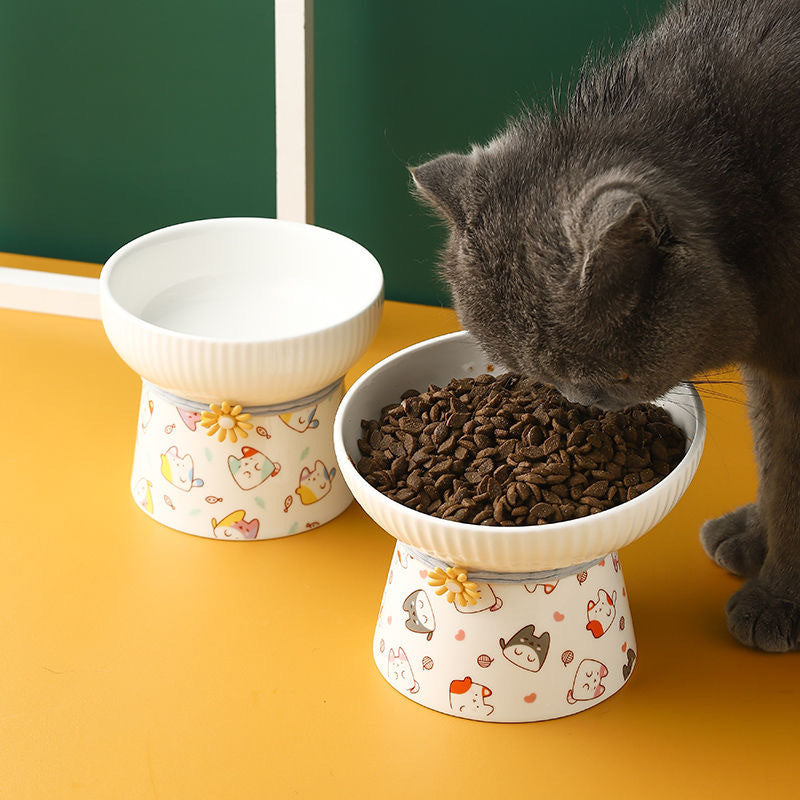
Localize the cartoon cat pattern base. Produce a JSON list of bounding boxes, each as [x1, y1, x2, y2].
[[130, 381, 351, 539], [375, 544, 636, 722]]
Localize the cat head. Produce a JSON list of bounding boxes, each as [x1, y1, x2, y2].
[[387, 647, 418, 691], [567, 659, 609, 704], [160, 446, 203, 491], [228, 446, 277, 490], [448, 677, 493, 716], [211, 510, 260, 540], [134, 478, 153, 513], [402, 589, 435, 637], [295, 460, 336, 505], [499, 624, 551, 672], [411, 126, 757, 409], [586, 589, 617, 638]]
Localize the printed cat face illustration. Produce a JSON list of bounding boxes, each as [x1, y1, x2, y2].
[[402, 590, 436, 640], [133, 478, 153, 513], [387, 647, 419, 694], [499, 624, 551, 672], [228, 446, 280, 490], [449, 677, 494, 718], [160, 446, 204, 492], [211, 510, 260, 540], [295, 460, 336, 505], [567, 659, 609, 704], [586, 589, 617, 638], [177, 407, 202, 431], [279, 406, 319, 433]]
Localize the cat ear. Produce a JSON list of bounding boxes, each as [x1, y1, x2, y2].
[[579, 193, 658, 298], [410, 153, 471, 227]]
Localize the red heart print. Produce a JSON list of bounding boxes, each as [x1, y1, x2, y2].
[[419, 569, 428, 579], [455, 629, 465, 641], [622, 642, 627, 652], [553, 611, 565, 622], [387, 616, 392, 625], [524, 693, 537, 703]]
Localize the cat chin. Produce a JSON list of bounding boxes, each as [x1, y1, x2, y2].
[[553, 385, 628, 412], [556, 379, 681, 412]]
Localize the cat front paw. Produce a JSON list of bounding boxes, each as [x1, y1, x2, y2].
[[725, 578, 800, 652], [700, 503, 766, 577]]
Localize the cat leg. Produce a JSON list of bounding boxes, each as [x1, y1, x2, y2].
[[701, 364, 769, 577], [699, 503, 766, 577], [725, 372, 800, 651]]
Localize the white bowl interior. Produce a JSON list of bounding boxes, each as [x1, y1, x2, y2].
[[104, 218, 383, 342], [335, 331, 706, 572]]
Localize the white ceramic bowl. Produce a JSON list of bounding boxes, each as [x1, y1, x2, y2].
[[100, 218, 384, 405], [334, 331, 705, 573]]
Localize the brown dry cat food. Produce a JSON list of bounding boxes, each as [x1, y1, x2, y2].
[[355, 373, 686, 526]]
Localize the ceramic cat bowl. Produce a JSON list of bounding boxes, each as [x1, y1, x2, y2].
[[334, 331, 705, 721], [100, 218, 383, 539]]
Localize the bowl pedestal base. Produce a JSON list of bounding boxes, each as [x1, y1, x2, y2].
[[130, 380, 352, 539], [373, 543, 636, 722]]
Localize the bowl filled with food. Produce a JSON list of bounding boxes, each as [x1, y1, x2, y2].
[[334, 330, 704, 721]]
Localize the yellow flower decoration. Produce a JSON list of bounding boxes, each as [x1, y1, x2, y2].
[[200, 401, 253, 443], [427, 566, 482, 607]]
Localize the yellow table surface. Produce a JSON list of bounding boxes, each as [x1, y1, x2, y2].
[[1, 255, 798, 799]]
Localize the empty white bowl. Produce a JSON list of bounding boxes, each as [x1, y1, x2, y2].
[[100, 217, 384, 406], [334, 331, 705, 572]]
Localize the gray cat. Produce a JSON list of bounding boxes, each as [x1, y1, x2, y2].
[[411, 0, 800, 652]]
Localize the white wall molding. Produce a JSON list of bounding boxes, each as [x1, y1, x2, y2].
[[275, 0, 314, 224], [0, 266, 100, 319]]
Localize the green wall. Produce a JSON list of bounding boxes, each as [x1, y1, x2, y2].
[[1, 0, 665, 306]]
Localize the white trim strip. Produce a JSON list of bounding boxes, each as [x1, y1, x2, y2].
[[275, 0, 314, 224], [0, 267, 100, 319]]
